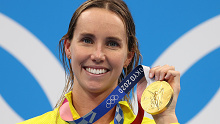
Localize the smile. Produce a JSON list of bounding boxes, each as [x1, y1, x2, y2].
[[85, 67, 108, 75]]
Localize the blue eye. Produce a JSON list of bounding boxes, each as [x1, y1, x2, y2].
[[82, 38, 93, 44], [107, 41, 119, 47]]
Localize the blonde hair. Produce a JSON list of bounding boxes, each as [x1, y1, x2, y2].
[[56, 0, 142, 110]]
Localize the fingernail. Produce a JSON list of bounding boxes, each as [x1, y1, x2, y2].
[[155, 75, 158, 80], [159, 75, 163, 80], [149, 73, 153, 78], [165, 75, 168, 79]]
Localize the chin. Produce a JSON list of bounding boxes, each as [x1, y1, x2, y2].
[[86, 84, 112, 94]]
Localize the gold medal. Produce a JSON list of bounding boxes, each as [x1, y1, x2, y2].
[[141, 81, 173, 115]]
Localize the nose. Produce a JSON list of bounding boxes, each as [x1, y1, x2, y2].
[[91, 45, 105, 63]]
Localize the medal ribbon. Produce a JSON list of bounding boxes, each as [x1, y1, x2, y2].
[[61, 65, 154, 124]]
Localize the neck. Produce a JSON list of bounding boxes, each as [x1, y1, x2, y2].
[[72, 84, 117, 124]]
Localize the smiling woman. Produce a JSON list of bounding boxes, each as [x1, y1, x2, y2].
[[18, 0, 180, 124], [65, 8, 130, 95]]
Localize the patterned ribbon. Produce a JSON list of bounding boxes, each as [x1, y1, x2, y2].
[[65, 103, 123, 124], [114, 103, 124, 124]]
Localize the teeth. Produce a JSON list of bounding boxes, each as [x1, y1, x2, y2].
[[86, 68, 107, 74]]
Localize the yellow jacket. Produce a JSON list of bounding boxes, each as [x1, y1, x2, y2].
[[18, 92, 176, 124]]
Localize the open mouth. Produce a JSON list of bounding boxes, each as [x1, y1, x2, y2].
[[84, 67, 109, 75]]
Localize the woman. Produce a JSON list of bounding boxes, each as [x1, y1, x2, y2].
[[18, 0, 180, 123]]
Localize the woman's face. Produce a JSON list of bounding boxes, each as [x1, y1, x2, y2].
[[66, 8, 132, 93]]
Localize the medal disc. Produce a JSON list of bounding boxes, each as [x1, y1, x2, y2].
[[141, 81, 173, 115]]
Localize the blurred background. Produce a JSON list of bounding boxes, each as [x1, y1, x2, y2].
[[0, 0, 219, 123]]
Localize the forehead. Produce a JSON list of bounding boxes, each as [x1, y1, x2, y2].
[[74, 8, 126, 38], [80, 7, 124, 23]]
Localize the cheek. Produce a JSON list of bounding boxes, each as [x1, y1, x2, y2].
[[109, 51, 127, 68], [70, 46, 87, 67]]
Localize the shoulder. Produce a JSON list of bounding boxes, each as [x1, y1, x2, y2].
[[17, 108, 67, 124]]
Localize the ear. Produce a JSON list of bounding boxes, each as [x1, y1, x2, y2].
[[124, 51, 134, 68], [64, 39, 71, 59]]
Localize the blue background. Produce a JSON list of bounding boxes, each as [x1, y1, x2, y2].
[[0, 0, 220, 123]]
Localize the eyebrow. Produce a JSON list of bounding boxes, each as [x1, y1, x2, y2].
[[80, 33, 96, 39], [80, 32, 122, 42], [106, 37, 122, 42]]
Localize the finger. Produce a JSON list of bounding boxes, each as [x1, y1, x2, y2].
[[164, 70, 181, 112], [165, 70, 181, 93], [158, 65, 175, 81], [150, 65, 174, 81], [165, 70, 180, 83], [149, 65, 161, 78], [154, 66, 164, 81]]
